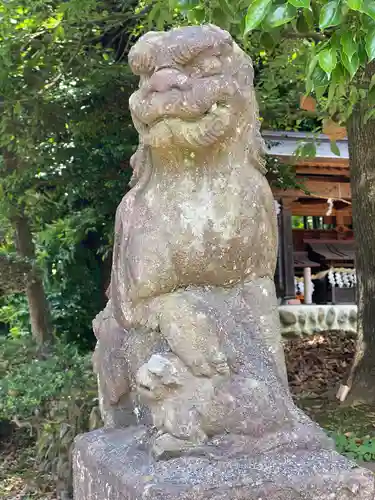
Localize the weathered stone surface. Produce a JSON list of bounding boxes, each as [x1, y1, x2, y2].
[[327, 307, 337, 327], [298, 312, 307, 325], [74, 24, 371, 500], [318, 307, 326, 324], [73, 428, 375, 500], [309, 311, 317, 324], [338, 310, 349, 324], [279, 309, 297, 326], [349, 308, 358, 323]]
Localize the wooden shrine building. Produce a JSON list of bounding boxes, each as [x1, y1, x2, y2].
[[264, 131, 356, 306]]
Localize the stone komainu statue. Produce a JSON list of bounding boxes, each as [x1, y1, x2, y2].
[[80, 24, 374, 500], [93, 24, 290, 435]]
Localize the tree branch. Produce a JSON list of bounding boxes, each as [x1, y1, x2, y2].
[[285, 31, 327, 42]]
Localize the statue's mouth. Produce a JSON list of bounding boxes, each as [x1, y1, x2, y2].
[[131, 100, 234, 149], [147, 101, 229, 128]]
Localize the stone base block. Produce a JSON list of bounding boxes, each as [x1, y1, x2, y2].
[[279, 305, 357, 337], [73, 427, 374, 500]]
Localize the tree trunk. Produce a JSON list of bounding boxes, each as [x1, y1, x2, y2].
[[2, 150, 53, 344], [344, 99, 375, 405], [13, 212, 53, 344]]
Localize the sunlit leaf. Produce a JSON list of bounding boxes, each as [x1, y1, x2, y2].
[[193, 7, 205, 23], [366, 28, 375, 61], [340, 32, 357, 61], [265, 3, 297, 27], [42, 13, 63, 29], [244, 0, 272, 33], [362, 0, 375, 21], [296, 141, 317, 158], [319, 47, 337, 75], [288, 0, 310, 7], [341, 52, 360, 78], [346, 0, 362, 9], [319, 1, 343, 29], [306, 54, 319, 93], [311, 65, 329, 98], [14, 101, 22, 115]]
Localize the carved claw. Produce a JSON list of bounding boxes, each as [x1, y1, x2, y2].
[[189, 359, 213, 377], [208, 349, 230, 376], [188, 350, 230, 377]]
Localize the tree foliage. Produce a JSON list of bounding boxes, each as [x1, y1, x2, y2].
[[149, 0, 375, 126], [0, 0, 139, 345]]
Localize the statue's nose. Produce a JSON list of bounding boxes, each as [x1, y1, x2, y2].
[[147, 68, 191, 93]]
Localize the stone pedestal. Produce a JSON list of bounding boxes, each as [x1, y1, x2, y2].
[[74, 428, 375, 500]]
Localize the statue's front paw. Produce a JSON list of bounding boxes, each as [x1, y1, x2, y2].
[[152, 432, 207, 460], [188, 349, 229, 377], [210, 350, 230, 375]]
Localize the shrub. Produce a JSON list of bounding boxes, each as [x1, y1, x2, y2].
[[0, 336, 101, 496]]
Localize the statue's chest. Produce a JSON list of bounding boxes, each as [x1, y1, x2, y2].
[[139, 175, 253, 238], [116, 172, 277, 302]]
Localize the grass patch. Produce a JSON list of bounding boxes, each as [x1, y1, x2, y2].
[[298, 398, 375, 462]]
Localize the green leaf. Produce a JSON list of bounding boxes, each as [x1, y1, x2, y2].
[[260, 32, 276, 49], [42, 14, 63, 29], [245, 0, 272, 33], [306, 54, 319, 93], [212, 7, 231, 29], [303, 7, 315, 28], [296, 12, 310, 32], [330, 140, 341, 156], [365, 108, 375, 124], [288, 0, 310, 7], [311, 65, 329, 98], [319, 1, 343, 29], [346, 0, 362, 9], [362, 0, 375, 21], [218, 0, 235, 19], [327, 81, 337, 105], [366, 28, 375, 61], [14, 102, 22, 115], [362, 14, 375, 30], [319, 47, 337, 75], [147, 3, 160, 28], [367, 87, 375, 104], [193, 8, 206, 23], [327, 64, 346, 105], [265, 3, 297, 27], [296, 141, 317, 158], [341, 52, 360, 78], [340, 32, 357, 61]]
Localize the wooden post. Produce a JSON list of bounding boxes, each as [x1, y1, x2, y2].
[[277, 199, 296, 303], [304, 267, 313, 304]]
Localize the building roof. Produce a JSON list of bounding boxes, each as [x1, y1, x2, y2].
[[262, 130, 349, 161], [305, 239, 355, 262]]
